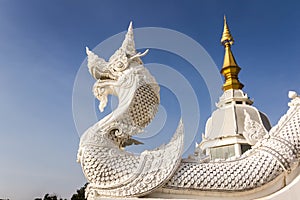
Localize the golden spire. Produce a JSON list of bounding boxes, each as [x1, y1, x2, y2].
[[220, 15, 244, 91]]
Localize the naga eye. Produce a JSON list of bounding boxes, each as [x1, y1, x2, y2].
[[112, 61, 127, 72], [116, 61, 125, 69]]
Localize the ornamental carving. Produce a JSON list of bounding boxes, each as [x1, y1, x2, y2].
[[77, 22, 300, 199]]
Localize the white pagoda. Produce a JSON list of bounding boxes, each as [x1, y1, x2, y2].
[[198, 16, 272, 161]]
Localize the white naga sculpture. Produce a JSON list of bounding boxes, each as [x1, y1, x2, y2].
[[77, 22, 184, 198], [77, 22, 300, 199]]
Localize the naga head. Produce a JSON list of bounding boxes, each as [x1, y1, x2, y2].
[[86, 22, 149, 112], [82, 22, 159, 149], [86, 21, 148, 82]]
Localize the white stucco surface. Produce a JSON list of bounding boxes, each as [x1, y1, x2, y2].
[[257, 173, 300, 200]]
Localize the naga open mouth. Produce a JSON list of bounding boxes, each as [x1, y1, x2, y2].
[[99, 72, 117, 81]]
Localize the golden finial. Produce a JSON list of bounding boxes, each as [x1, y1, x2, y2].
[[221, 15, 234, 45], [220, 16, 244, 91]]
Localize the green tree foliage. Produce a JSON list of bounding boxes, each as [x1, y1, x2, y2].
[[34, 193, 66, 200], [34, 183, 87, 200], [71, 183, 87, 200]]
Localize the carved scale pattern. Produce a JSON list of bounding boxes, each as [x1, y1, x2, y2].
[[163, 98, 300, 192], [105, 82, 160, 146], [82, 146, 139, 188], [166, 151, 283, 190], [128, 84, 159, 128], [85, 123, 183, 198]]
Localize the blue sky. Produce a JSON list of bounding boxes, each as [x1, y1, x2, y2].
[[0, 1, 299, 199]]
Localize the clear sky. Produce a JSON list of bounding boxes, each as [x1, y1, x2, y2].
[[0, 1, 299, 199]]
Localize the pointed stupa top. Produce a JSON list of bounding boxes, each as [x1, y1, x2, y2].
[[220, 16, 244, 91], [221, 15, 234, 45]]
